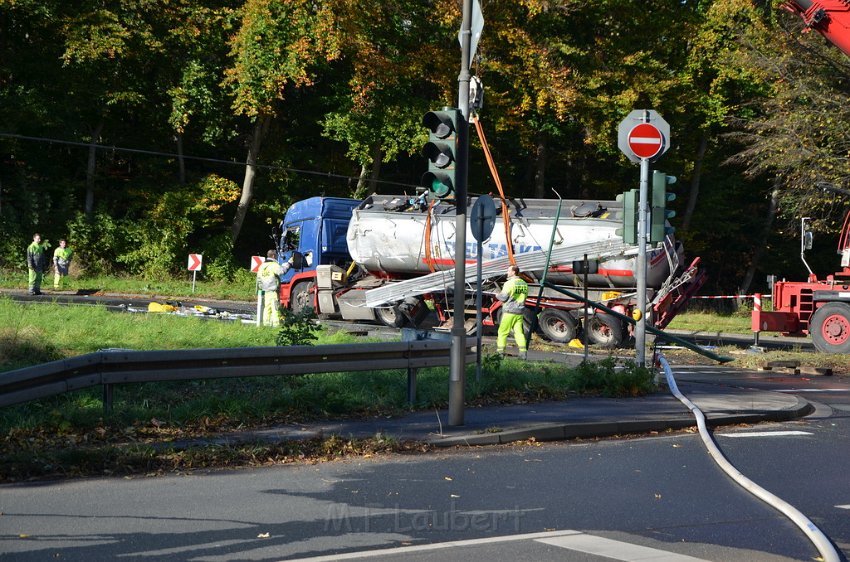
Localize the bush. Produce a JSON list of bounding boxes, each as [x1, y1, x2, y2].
[[67, 211, 125, 276], [570, 357, 656, 397], [276, 308, 321, 347]]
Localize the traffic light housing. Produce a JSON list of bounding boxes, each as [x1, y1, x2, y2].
[[421, 108, 460, 199], [650, 170, 677, 243], [616, 189, 639, 245]]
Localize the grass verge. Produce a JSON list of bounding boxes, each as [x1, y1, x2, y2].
[[0, 300, 655, 481]]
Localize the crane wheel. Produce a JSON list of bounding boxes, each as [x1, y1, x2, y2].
[[810, 302, 850, 354]]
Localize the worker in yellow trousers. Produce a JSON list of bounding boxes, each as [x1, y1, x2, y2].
[[53, 239, 73, 290], [256, 250, 292, 327], [496, 265, 529, 359]]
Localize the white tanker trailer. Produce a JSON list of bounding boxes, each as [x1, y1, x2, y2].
[[275, 194, 704, 347], [347, 194, 680, 289]]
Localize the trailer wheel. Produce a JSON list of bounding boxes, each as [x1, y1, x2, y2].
[[290, 281, 316, 315], [810, 302, 850, 354], [538, 309, 577, 344], [587, 313, 623, 348], [375, 304, 406, 328]]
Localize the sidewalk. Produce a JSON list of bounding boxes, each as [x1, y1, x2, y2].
[[192, 368, 813, 449]]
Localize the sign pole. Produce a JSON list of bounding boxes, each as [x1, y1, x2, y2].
[[618, 109, 670, 368], [192, 270, 197, 293], [636, 155, 649, 367], [256, 291, 263, 327], [475, 229, 483, 382], [449, 0, 473, 427]]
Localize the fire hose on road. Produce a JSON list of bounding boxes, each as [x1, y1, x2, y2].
[[656, 354, 840, 562]]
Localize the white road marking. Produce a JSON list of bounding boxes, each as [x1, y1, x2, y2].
[[836, 505, 850, 510], [281, 530, 582, 561], [536, 534, 708, 561], [716, 431, 812, 438], [777, 389, 848, 392], [281, 529, 709, 561]]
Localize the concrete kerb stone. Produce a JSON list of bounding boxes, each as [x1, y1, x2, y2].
[[426, 395, 814, 448]]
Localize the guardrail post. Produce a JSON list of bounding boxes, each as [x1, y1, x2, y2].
[[102, 384, 113, 415], [407, 367, 417, 405]]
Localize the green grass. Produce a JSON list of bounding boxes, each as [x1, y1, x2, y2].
[[0, 297, 655, 480], [0, 298, 653, 426], [0, 269, 258, 301], [666, 311, 752, 334]]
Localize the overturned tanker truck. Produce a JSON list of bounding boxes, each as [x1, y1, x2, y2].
[[274, 193, 705, 347]]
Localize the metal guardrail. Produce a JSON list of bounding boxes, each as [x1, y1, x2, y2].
[[0, 340, 476, 413]]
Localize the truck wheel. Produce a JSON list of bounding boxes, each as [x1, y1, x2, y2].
[[375, 304, 406, 328], [587, 313, 623, 348], [290, 281, 315, 315], [810, 302, 850, 353], [538, 309, 577, 344]]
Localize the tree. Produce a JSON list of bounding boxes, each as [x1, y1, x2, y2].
[[223, 0, 340, 243]]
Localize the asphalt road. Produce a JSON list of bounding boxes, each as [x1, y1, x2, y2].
[[0, 288, 817, 352], [3, 367, 849, 561]]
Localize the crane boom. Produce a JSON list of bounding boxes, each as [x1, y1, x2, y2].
[[783, 0, 850, 57]]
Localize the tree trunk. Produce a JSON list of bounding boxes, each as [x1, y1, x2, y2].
[[681, 132, 708, 232], [740, 183, 780, 295], [85, 120, 104, 218], [354, 163, 369, 198], [231, 114, 271, 244], [176, 133, 186, 185], [369, 143, 383, 194], [534, 133, 547, 198]]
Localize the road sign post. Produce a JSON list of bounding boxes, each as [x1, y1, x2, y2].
[[618, 110, 671, 368], [187, 254, 203, 293], [471, 195, 496, 382]]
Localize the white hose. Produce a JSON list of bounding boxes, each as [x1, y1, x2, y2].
[[657, 354, 840, 562]]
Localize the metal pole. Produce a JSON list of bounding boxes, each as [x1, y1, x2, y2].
[[256, 290, 263, 327], [448, 0, 473, 426], [583, 254, 589, 364], [475, 228, 483, 382], [526, 189, 563, 343], [192, 270, 197, 293], [636, 153, 648, 368]]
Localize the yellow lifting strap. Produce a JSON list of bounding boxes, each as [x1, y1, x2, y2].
[[471, 115, 516, 267]]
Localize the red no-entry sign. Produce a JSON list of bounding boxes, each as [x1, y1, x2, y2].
[[627, 123, 664, 159]]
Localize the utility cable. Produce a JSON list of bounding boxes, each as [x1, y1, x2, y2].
[[0, 132, 419, 191], [656, 354, 840, 562]]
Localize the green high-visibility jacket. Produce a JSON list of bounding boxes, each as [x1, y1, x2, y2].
[[27, 242, 48, 272], [497, 276, 528, 314], [54, 247, 73, 267]]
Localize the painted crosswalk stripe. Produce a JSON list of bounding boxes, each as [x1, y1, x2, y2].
[[716, 431, 812, 438], [536, 534, 708, 561], [282, 530, 708, 561]]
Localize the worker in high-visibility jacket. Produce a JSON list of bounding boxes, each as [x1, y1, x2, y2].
[[256, 249, 292, 327], [53, 239, 73, 290], [496, 265, 529, 359], [26, 233, 50, 295]]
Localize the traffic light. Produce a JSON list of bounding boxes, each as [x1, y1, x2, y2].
[[650, 170, 677, 243], [616, 189, 639, 245], [421, 108, 460, 199]]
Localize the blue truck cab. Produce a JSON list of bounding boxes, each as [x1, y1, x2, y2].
[[278, 197, 359, 288]]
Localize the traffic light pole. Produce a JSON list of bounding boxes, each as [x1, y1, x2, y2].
[[448, 0, 473, 426], [636, 157, 648, 368]]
